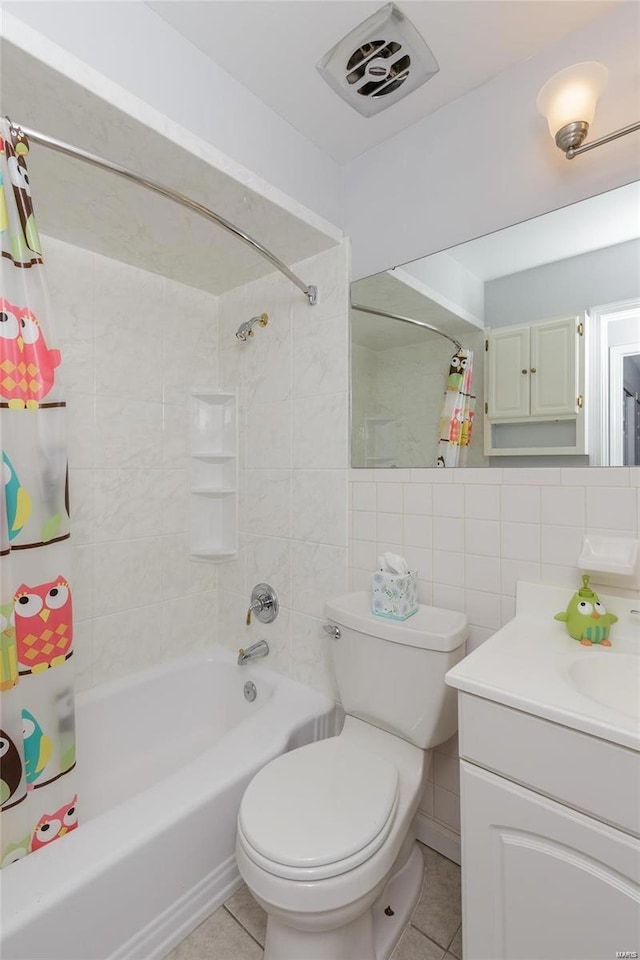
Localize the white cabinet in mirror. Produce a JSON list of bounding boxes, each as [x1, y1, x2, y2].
[[351, 181, 640, 469]]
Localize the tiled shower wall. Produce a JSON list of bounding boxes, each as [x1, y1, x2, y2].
[[44, 234, 219, 690], [350, 464, 640, 842], [215, 242, 350, 700], [46, 234, 350, 700]]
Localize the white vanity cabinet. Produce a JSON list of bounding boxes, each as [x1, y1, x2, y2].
[[484, 316, 586, 456], [457, 694, 640, 960]]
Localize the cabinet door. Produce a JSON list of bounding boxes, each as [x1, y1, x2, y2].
[[487, 327, 530, 419], [461, 762, 640, 960], [530, 317, 578, 417]]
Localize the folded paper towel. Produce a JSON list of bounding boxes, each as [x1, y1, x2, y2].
[[377, 552, 409, 575]]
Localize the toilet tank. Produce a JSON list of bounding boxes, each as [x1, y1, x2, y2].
[[325, 592, 468, 749]]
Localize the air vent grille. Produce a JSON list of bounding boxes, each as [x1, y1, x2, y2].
[[317, 3, 439, 117]]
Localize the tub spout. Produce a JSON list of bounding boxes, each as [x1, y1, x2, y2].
[[237, 640, 269, 666]]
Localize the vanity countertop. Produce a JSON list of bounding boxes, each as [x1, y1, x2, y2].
[[446, 582, 640, 752]]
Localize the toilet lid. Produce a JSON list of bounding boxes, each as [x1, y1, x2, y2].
[[238, 738, 399, 871]]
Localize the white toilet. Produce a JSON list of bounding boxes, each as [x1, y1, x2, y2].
[[235, 591, 468, 960]]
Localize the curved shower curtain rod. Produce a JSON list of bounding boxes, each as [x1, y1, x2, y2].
[[9, 121, 318, 306], [351, 302, 463, 352]]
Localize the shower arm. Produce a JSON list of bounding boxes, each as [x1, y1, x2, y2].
[[351, 302, 463, 352], [11, 122, 318, 306]]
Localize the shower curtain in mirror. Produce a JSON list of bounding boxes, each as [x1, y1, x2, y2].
[[436, 350, 476, 467], [0, 120, 77, 869]]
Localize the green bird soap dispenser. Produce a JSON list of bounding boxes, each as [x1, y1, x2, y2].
[[554, 575, 618, 646]]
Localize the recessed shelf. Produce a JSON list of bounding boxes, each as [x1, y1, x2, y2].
[[190, 390, 238, 560], [191, 488, 235, 496], [192, 453, 236, 463]]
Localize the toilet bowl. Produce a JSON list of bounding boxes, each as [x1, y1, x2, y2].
[[236, 592, 468, 960]]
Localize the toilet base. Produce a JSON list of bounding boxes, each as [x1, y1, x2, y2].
[[262, 843, 425, 960]]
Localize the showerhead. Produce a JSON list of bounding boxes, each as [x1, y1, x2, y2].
[[235, 313, 269, 342]]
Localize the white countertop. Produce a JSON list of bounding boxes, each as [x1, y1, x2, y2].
[[446, 582, 640, 752]]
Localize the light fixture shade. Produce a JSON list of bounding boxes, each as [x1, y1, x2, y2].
[[537, 61, 608, 139]]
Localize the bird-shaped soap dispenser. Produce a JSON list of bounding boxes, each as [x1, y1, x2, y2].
[[554, 575, 618, 647]]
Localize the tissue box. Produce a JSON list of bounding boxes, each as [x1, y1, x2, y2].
[[371, 570, 418, 621]]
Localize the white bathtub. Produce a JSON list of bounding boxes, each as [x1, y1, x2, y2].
[[0, 645, 338, 960]]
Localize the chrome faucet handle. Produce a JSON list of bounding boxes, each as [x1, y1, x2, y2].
[[245, 583, 279, 626]]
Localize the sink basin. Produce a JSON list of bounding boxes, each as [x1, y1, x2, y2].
[[567, 654, 640, 719]]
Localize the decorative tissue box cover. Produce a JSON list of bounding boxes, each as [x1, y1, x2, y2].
[[372, 570, 418, 621]]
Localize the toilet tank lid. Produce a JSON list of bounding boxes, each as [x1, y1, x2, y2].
[[325, 592, 468, 652]]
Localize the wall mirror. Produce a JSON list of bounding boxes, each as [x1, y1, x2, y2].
[[351, 181, 640, 469]]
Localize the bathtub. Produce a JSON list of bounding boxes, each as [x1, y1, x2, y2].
[[0, 644, 338, 960]]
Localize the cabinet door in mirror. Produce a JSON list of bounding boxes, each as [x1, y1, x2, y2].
[[350, 181, 640, 468]]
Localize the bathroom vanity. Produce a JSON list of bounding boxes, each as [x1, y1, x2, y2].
[[446, 583, 640, 960]]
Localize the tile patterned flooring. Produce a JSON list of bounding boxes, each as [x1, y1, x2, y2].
[[166, 844, 462, 960]]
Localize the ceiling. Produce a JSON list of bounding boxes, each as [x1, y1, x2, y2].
[[0, 40, 337, 296], [352, 270, 480, 349], [149, 0, 619, 164], [443, 181, 640, 281]]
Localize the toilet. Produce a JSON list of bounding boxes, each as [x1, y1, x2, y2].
[[235, 591, 468, 960]]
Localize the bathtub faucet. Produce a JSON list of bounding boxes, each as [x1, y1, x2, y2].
[[237, 640, 269, 666]]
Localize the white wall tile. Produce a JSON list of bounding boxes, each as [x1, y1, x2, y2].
[[586, 486, 637, 531], [433, 516, 464, 552], [403, 483, 432, 516], [293, 392, 347, 469], [501, 521, 540, 562], [352, 510, 376, 542], [377, 483, 403, 514], [433, 484, 465, 518], [465, 555, 501, 593], [404, 514, 433, 549], [433, 551, 465, 587], [501, 485, 541, 524], [464, 484, 500, 520], [377, 512, 404, 545], [541, 486, 586, 527], [464, 519, 501, 557], [292, 470, 348, 546], [541, 524, 585, 567], [352, 482, 376, 512]]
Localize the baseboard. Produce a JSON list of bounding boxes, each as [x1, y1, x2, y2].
[[109, 855, 244, 960], [415, 812, 461, 865]]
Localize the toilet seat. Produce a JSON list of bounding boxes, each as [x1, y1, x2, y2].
[[237, 737, 399, 881]]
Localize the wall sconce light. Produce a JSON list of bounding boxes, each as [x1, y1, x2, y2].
[[537, 61, 640, 159]]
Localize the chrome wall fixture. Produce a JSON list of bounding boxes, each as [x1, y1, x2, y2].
[[351, 301, 463, 351], [536, 62, 640, 160], [9, 121, 318, 305], [236, 313, 269, 341]]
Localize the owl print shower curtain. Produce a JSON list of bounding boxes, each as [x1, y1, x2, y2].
[[437, 350, 476, 467], [0, 120, 77, 869]]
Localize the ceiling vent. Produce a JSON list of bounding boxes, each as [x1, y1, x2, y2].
[[316, 3, 439, 117]]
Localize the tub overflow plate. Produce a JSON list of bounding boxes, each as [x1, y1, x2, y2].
[[244, 681, 257, 702]]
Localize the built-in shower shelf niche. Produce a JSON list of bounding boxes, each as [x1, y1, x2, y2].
[[190, 390, 238, 560]]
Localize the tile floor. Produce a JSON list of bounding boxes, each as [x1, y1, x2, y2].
[[165, 844, 462, 960]]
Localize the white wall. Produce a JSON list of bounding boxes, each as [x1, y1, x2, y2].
[[2, 2, 343, 229], [400, 254, 485, 328], [485, 240, 640, 328], [345, 4, 640, 280]]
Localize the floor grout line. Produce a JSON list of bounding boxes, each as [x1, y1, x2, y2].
[[222, 904, 265, 952]]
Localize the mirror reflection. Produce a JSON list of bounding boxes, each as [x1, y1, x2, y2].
[[351, 181, 640, 468]]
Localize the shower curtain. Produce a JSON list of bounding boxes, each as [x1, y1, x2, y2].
[[0, 121, 77, 869], [436, 349, 476, 467]]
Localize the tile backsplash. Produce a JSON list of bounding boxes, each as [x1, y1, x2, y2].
[[350, 464, 639, 846]]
